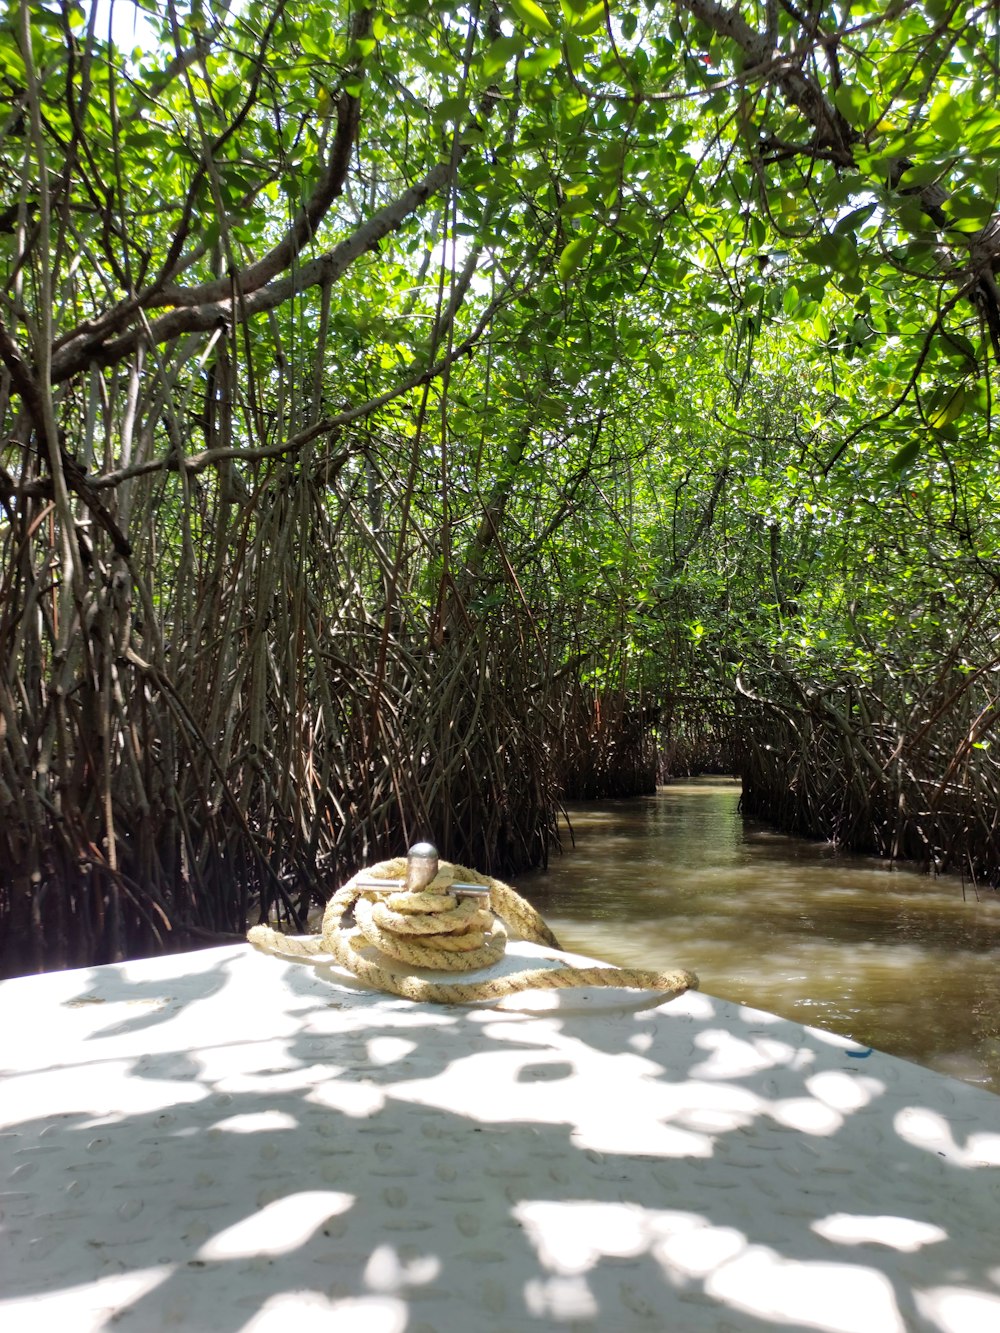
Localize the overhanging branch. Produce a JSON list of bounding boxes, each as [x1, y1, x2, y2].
[[48, 160, 453, 385]]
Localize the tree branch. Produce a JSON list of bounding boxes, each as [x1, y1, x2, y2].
[[45, 5, 362, 376], [677, 0, 1000, 363], [676, 0, 851, 156], [65, 278, 517, 490], [48, 159, 453, 384], [152, 82, 363, 309]]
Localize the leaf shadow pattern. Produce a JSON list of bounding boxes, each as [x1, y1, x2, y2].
[[1, 943, 999, 1331]]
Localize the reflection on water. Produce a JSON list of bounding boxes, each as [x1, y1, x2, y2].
[[516, 778, 1000, 1094]]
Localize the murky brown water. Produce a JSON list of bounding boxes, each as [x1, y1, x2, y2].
[[516, 778, 1000, 1094]]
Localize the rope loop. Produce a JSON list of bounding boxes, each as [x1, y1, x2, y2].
[[248, 854, 697, 1006]]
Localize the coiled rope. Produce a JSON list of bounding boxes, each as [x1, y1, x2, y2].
[[248, 852, 698, 1006]]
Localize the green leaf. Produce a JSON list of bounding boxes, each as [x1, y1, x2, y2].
[[833, 85, 872, 129], [569, 2, 605, 35], [834, 203, 877, 235], [946, 193, 995, 227], [557, 232, 592, 282], [929, 92, 962, 142], [509, 0, 554, 34], [801, 233, 861, 277], [616, 209, 648, 238], [483, 35, 523, 77], [897, 160, 949, 188], [518, 44, 562, 79], [941, 332, 978, 367], [888, 440, 921, 473], [563, 31, 586, 66], [559, 91, 588, 119], [925, 385, 966, 429]]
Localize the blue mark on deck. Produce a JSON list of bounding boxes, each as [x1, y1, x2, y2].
[[846, 1047, 873, 1058]]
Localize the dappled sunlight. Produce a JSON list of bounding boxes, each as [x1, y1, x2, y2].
[[245, 1292, 408, 1333], [2, 942, 999, 1331], [704, 1248, 907, 1333], [514, 1203, 916, 1332], [766, 1095, 844, 1135], [393, 1050, 720, 1156], [201, 1046, 347, 1094], [306, 1078, 387, 1118], [656, 1221, 749, 1281], [915, 1287, 1000, 1331], [894, 1106, 1000, 1167], [212, 1111, 298, 1134], [524, 1273, 600, 1321], [362, 1242, 441, 1293], [516, 1199, 672, 1271], [197, 1191, 355, 1261], [0, 1060, 210, 1122], [0, 1268, 175, 1327], [812, 1214, 947, 1252], [805, 1070, 882, 1112], [366, 1036, 418, 1066], [389, 1015, 720, 1157], [689, 1027, 812, 1079]]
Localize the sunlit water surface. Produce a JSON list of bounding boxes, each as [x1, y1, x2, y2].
[[516, 778, 1000, 1094]]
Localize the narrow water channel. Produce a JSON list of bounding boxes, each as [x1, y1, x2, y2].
[[516, 778, 1000, 1095]]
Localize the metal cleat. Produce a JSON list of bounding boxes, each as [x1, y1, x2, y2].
[[355, 877, 404, 892], [448, 882, 491, 903], [356, 842, 441, 894], [356, 842, 489, 902]]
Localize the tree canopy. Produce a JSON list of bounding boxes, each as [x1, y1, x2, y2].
[[2, 0, 1000, 970]]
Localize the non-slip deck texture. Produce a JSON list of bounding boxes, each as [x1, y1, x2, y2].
[[2, 942, 999, 1332]]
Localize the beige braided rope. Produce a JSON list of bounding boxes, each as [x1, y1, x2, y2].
[[248, 856, 698, 1006]]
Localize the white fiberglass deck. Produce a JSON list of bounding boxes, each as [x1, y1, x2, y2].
[[2, 940, 999, 1332]]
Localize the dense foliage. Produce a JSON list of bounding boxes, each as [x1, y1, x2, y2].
[[2, 0, 999, 971]]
